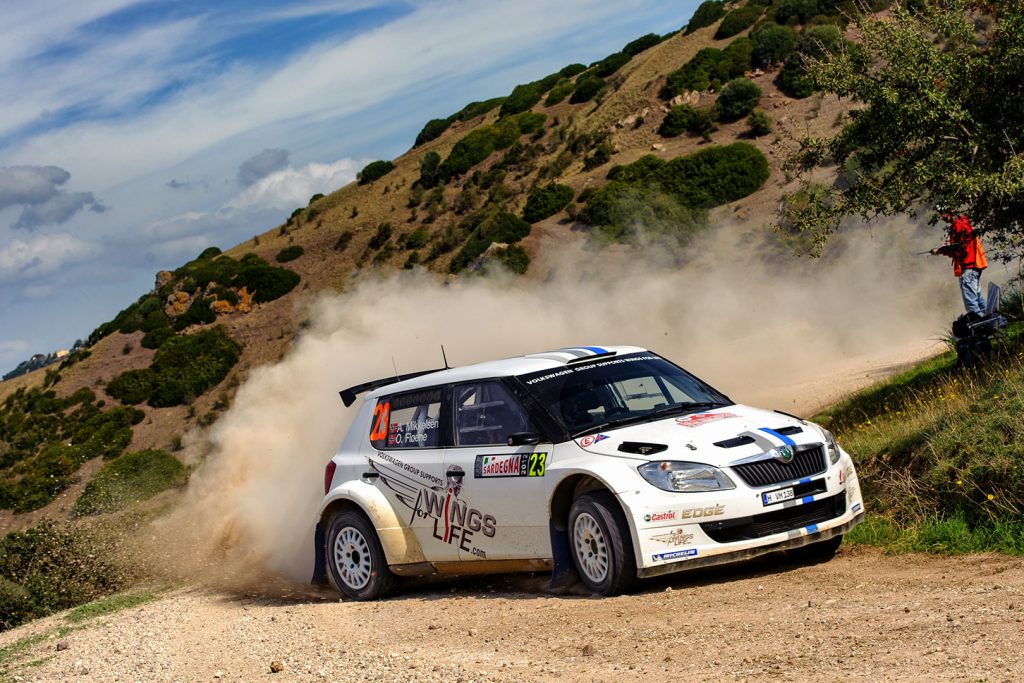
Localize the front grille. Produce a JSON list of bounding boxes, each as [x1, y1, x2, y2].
[[700, 493, 847, 543], [730, 445, 826, 487]]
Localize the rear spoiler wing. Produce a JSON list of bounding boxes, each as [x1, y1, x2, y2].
[[339, 367, 447, 407]]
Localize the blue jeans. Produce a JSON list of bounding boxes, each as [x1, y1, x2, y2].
[[960, 268, 986, 315]]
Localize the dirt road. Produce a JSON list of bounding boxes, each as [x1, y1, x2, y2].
[[3, 547, 1023, 682]]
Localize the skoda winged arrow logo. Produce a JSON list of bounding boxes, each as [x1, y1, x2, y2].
[[774, 446, 795, 464]]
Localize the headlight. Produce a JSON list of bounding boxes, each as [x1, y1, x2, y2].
[[638, 461, 736, 493], [822, 428, 841, 465]]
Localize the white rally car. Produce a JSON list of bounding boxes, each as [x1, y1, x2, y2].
[[313, 346, 864, 599]]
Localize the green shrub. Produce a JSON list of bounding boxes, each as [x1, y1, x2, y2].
[[658, 104, 715, 138], [172, 296, 216, 331], [662, 47, 722, 97], [357, 160, 395, 185], [74, 449, 188, 516], [147, 326, 241, 408], [140, 327, 174, 350], [559, 63, 587, 78], [750, 22, 798, 67], [499, 79, 549, 117], [368, 223, 392, 250], [580, 183, 708, 245], [715, 77, 762, 122], [106, 369, 155, 405], [235, 261, 300, 303], [594, 52, 631, 78], [686, 1, 725, 33], [438, 112, 547, 181], [583, 140, 615, 170], [545, 80, 575, 106], [492, 245, 530, 274], [747, 108, 773, 136], [404, 227, 429, 249], [607, 155, 666, 183], [334, 231, 353, 253], [715, 4, 763, 39], [715, 36, 754, 82], [774, 0, 822, 25], [449, 212, 532, 273], [455, 97, 506, 121], [777, 25, 846, 98], [0, 522, 127, 630], [623, 33, 664, 56], [309, 193, 324, 204], [415, 118, 453, 147], [275, 245, 304, 263], [570, 73, 605, 104], [523, 184, 574, 223], [419, 151, 442, 188]]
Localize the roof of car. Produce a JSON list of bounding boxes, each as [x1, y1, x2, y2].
[[356, 345, 649, 403]]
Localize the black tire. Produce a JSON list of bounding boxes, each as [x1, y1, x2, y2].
[[786, 534, 843, 564], [567, 491, 637, 596], [324, 509, 398, 600]]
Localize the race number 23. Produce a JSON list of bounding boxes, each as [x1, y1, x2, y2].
[[370, 401, 391, 442], [528, 452, 547, 477]]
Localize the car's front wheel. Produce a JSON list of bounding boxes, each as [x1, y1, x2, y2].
[[325, 509, 397, 600], [568, 491, 636, 596]]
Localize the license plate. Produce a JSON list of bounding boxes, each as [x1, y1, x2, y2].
[[762, 487, 794, 506]]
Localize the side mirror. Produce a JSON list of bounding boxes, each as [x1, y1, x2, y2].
[[507, 432, 541, 447]]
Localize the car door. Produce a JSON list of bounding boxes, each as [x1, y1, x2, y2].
[[443, 380, 553, 561], [363, 387, 461, 562]]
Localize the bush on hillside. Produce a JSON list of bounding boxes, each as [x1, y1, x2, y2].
[[686, 1, 726, 33], [774, 0, 824, 25], [523, 184, 574, 223], [491, 245, 530, 275], [437, 112, 546, 181], [333, 231, 353, 253], [750, 21, 798, 67], [777, 24, 848, 98], [580, 183, 708, 245], [715, 4, 763, 39], [570, 73, 605, 104], [558, 63, 587, 78], [715, 78, 762, 122], [499, 74, 560, 117], [368, 223, 393, 250], [172, 296, 216, 331], [623, 33, 664, 56], [658, 104, 716, 138], [448, 212, 531, 274], [415, 118, 453, 147], [418, 150, 442, 188], [593, 52, 631, 78], [455, 97, 507, 121], [545, 80, 575, 106], [74, 449, 188, 516], [141, 326, 175, 350], [0, 522, 128, 631], [106, 369, 156, 405], [145, 326, 241, 408], [275, 245, 304, 263], [747, 108, 773, 136], [357, 160, 395, 185]]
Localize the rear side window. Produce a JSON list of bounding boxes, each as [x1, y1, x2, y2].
[[369, 388, 442, 449], [453, 381, 532, 446]]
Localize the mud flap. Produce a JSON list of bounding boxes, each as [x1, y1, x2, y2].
[[548, 520, 578, 589], [311, 520, 328, 586]]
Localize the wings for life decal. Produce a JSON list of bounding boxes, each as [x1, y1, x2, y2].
[[652, 529, 694, 546], [368, 453, 495, 558], [675, 413, 738, 428], [474, 453, 547, 478]]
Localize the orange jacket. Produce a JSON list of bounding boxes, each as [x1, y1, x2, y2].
[[937, 215, 987, 276]]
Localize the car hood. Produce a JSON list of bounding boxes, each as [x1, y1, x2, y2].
[[573, 404, 824, 467]]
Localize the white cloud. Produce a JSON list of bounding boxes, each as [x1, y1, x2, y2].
[[0, 339, 30, 356], [226, 158, 366, 212], [0, 233, 100, 285]]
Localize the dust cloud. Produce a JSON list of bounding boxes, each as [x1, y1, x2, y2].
[[156, 218, 980, 587]]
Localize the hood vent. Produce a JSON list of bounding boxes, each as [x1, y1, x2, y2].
[[773, 426, 803, 436], [618, 442, 668, 456], [714, 435, 755, 448]]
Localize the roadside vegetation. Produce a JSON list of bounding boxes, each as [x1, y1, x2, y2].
[[815, 293, 1024, 555]]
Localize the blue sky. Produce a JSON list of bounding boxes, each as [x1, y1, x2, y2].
[[0, 0, 698, 373]]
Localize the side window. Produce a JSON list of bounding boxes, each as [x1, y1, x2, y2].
[[454, 381, 532, 446], [369, 388, 442, 450]]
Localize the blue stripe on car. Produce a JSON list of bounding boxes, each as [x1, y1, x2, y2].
[[759, 427, 796, 447]]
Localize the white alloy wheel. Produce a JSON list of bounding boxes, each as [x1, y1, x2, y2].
[[333, 525, 373, 590], [573, 511, 610, 584]]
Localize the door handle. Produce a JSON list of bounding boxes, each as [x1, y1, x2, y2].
[[362, 471, 380, 480], [446, 468, 464, 479]]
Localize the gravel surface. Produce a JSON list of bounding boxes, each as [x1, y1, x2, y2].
[[3, 547, 1023, 682]]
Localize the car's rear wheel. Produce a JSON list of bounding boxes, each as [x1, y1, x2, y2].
[[325, 509, 397, 600], [786, 534, 843, 564], [568, 491, 636, 596]]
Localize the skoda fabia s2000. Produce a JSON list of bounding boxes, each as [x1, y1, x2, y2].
[[313, 346, 864, 599]]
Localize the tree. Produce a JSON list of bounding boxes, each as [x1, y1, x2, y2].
[[782, 1, 1024, 255], [715, 78, 762, 122]]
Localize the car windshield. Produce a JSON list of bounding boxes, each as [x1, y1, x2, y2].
[[516, 352, 731, 437]]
